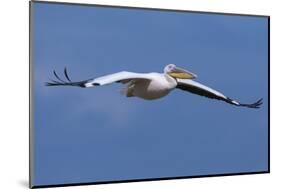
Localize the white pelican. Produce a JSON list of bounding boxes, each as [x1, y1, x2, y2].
[[46, 64, 262, 108]]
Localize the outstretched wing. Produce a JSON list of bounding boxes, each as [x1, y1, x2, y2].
[[176, 79, 263, 109], [45, 68, 151, 88]]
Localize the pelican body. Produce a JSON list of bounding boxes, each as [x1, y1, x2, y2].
[[121, 73, 176, 100], [46, 64, 262, 108]]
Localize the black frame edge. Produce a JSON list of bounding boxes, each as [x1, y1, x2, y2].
[[29, 1, 33, 188], [31, 171, 269, 188], [31, 0, 270, 18], [267, 16, 270, 173]]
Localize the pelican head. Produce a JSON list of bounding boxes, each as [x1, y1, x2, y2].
[[164, 64, 197, 79]]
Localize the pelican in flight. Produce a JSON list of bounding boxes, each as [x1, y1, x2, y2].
[[46, 64, 262, 108]]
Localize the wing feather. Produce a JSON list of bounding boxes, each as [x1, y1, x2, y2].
[[45, 69, 151, 88], [176, 79, 262, 108], [88, 71, 151, 86]]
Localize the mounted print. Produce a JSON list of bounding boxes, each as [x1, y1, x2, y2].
[[29, 1, 270, 188]]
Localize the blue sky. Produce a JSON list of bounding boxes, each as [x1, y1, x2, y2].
[[32, 2, 268, 186]]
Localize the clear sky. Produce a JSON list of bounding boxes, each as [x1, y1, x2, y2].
[[32, 2, 269, 186]]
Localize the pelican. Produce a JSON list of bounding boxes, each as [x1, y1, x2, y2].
[[46, 64, 262, 108]]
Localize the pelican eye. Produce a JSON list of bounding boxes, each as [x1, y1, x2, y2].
[[168, 65, 174, 70]]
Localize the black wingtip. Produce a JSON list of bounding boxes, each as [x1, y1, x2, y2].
[[45, 82, 56, 86], [53, 70, 65, 83], [64, 67, 72, 82], [46, 68, 93, 88], [239, 98, 263, 109]]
